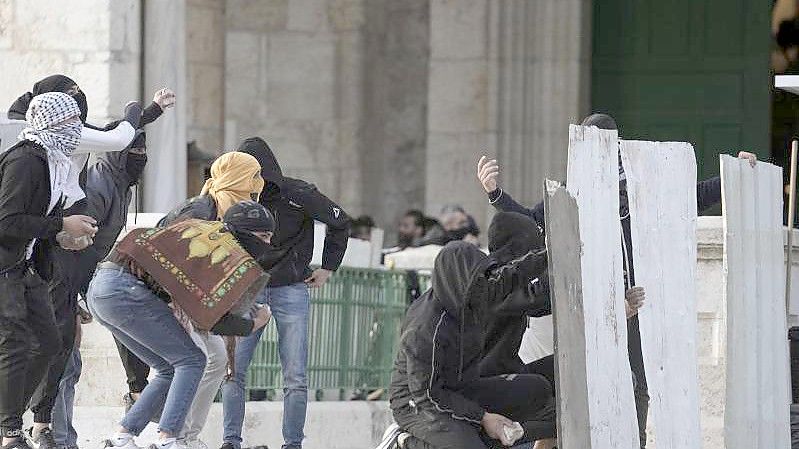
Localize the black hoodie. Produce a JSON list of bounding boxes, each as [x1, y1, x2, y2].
[[480, 212, 551, 377], [237, 137, 351, 286], [389, 241, 548, 426]]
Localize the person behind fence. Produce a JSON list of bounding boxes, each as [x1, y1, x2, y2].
[[88, 203, 275, 449], [476, 113, 756, 448], [379, 241, 557, 449], [220, 137, 351, 449], [115, 151, 266, 449], [0, 92, 98, 449]]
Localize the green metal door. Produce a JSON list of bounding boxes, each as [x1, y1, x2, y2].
[[592, 0, 771, 180]]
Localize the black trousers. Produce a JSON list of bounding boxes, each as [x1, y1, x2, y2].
[[28, 276, 77, 423], [0, 269, 61, 437], [114, 336, 150, 394], [395, 374, 556, 449], [627, 316, 649, 449]]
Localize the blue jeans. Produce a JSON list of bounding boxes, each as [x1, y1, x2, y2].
[[87, 268, 207, 436], [52, 347, 81, 448], [222, 283, 310, 449]]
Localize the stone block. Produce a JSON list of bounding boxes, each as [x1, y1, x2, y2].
[[430, 0, 486, 60], [328, 0, 364, 31], [15, 0, 111, 51], [427, 60, 487, 134], [288, 0, 329, 32], [188, 0, 224, 9], [425, 131, 489, 226], [0, 49, 67, 108], [109, 0, 140, 53], [187, 4, 224, 64], [0, 0, 14, 49], [188, 126, 223, 157], [225, 0, 288, 31], [189, 62, 223, 128], [267, 34, 335, 120]]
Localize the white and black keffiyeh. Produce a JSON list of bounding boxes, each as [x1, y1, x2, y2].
[[18, 92, 83, 213]]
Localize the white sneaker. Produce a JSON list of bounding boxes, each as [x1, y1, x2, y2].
[[102, 436, 142, 449], [376, 423, 401, 449]]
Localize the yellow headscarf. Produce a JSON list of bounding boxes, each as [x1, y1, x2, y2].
[[201, 152, 265, 218]]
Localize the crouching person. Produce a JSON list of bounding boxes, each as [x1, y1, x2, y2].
[[385, 242, 556, 449], [88, 203, 274, 449]]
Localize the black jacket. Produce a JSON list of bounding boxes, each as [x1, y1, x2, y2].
[[480, 212, 551, 377], [238, 138, 351, 286], [0, 141, 64, 277], [389, 242, 548, 425]]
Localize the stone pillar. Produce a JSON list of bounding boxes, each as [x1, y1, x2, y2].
[[425, 0, 592, 231], [142, 0, 188, 212], [361, 0, 430, 240]]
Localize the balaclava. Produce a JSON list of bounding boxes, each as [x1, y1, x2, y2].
[[223, 200, 276, 260], [126, 132, 147, 186]]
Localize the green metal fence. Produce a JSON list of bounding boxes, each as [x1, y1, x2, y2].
[[246, 267, 429, 397]]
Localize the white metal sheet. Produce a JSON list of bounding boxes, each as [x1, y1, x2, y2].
[[620, 140, 701, 448]]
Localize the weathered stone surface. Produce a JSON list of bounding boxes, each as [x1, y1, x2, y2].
[[187, 4, 224, 64], [225, 0, 288, 31], [430, 0, 486, 60], [328, 0, 364, 31], [427, 60, 488, 134], [288, 0, 329, 32]]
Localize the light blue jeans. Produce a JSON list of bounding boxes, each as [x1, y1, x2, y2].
[[52, 347, 81, 449], [87, 267, 207, 436], [222, 283, 310, 449]]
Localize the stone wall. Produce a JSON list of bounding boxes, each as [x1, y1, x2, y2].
[[223, 0, 366, 216], [0, 0, 141, 124]]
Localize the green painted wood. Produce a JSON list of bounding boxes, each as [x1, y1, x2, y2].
[[592, 0, 771, 180]]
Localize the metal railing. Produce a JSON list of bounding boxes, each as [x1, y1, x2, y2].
[[246, 267, 430, 398]]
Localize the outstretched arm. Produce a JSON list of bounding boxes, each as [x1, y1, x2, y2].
[[478, 156, 545, 228]]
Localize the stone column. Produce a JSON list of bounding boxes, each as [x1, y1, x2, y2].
[[425, 0, 592, 231], [142, 0, 188, 213]]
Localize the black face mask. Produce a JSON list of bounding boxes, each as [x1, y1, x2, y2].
[[233, 231, 271, 260], [398, 233, 414, 248], [126, 153, 147, 185]]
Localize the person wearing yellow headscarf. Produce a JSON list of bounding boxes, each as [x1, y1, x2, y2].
[[200, 152, 265, 218]]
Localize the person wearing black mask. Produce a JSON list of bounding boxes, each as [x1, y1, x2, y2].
[[23, 84, 175, 449], [476, 113, 755, 449]]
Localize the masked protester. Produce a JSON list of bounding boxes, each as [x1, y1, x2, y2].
[[25, 84, 174, 449], [379, 242, 556, 449], [220, 137, 351, 449], [88, 204, 274, 449], [109, 153, 265, 449], [0, 92, 98, 449], [475, 112, 752, 449]]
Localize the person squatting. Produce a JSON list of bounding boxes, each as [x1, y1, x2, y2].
[[0, 75, 759, 449]]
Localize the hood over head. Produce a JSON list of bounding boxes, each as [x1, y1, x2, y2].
[[431, 241, 494, 318], [488, 212, 545, 265], [201, 152, 265, 218], [9, 74, 88, 123], [580, 113, 618, 131], [237, 137, 283, 197], [223, 200, 276, 260]]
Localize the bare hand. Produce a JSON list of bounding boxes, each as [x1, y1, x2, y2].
[[56, 231, 92, 251], [625, 286, 645, 319], [304, 268, 333, 288], [482, 412, 516, 445], [153, 88, 176, 110], [477, 156, 500, 193], [737, 151, 757, 167], [251, 305, 272, 332], [62, 215, 97, 239]]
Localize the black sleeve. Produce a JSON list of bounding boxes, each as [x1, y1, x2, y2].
[[697, 176, 721, 213], [140, 102, 164, 127], [404, 326, 485, 425], [487, 189, 546, 229], [0, 157, 62, 239], [211, 313, 254, 336], [294, 186, 351, 271]]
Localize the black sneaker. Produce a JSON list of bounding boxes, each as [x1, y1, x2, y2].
[[25, 428, 56, 449]]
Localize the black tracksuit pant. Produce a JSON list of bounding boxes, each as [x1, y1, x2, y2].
[[0, 268, 61, 437], [627, 315, 649, 448], [395, 374, 556, 449], [28, 276, 78, 424]]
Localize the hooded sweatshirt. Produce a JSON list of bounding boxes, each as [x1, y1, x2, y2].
[[237, 137, 351, 286], [389, 241, 548, 426], [480, 212, 551, 377]]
